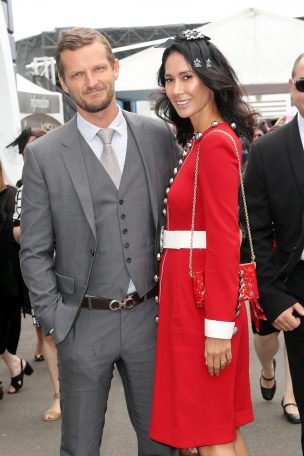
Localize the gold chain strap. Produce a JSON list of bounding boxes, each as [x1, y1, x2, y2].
[[189, 143, 201, 278], [189, 129, 255, 279]]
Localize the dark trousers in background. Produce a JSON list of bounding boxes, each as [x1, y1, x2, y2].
[[0, 295, 21, 355], [284, 320, 304, 456], [284, 262, 304, 456]]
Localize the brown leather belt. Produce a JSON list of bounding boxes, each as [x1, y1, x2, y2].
[[82, 287, 157, 311]]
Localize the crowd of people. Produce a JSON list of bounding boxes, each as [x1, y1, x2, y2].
[[0, 26, 304, 456]]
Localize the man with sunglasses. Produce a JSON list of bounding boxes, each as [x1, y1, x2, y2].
[[241, 52, 304, 454]]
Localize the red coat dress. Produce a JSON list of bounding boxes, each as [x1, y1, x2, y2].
[[150, 123, 253, 448]]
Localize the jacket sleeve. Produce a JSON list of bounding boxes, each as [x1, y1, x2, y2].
[[240, 144, 297, 323], [20, 146, 61, 335], [199, 132, 240, 339]]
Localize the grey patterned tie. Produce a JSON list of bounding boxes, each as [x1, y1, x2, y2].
[[97, 128, 121, 189]]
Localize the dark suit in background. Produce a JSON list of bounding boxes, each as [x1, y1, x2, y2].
[[241, 113, 304, 453]]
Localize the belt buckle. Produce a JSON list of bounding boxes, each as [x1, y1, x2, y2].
[[109, 296, 135, 310], [123, 296, 135, 309], [109, 299, 121, 310]]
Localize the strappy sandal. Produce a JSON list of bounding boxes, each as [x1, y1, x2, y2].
[[43, 393, 61, 422], [8, 358, 34, 394], [260, 358, 276, 401]]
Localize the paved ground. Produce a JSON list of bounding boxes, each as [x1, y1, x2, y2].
[[0, 308, 302, 456]]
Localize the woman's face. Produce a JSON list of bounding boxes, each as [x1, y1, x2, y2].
[[164, 51, 214, 126], [252, 128, 264, 142]]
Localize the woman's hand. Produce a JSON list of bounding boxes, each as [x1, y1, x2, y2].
[[205, 337, 232, 376]]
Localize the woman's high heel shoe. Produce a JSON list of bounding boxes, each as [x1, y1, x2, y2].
[[260, 359, 276, 401], [8, 358, 34, 394], [281, 398, 301, 424]]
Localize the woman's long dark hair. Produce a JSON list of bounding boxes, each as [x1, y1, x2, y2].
[[156, 36, 255, 147], [6, 127, 46, 155]]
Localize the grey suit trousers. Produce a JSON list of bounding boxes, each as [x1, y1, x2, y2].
[[57, 297, 177, 456]]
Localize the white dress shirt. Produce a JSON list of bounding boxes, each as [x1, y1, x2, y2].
[[77, 106, 128, 172], [77, 107, 136, 295]]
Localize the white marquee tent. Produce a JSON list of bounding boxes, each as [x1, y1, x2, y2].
[[17, 74, 64, 128], [116, 7, 304, 116], [1, 75, 64, 185]]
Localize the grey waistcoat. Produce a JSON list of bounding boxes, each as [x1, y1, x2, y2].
[[79, 126, 156, 299]]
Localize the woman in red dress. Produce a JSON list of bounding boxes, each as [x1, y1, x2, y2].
[[150, 31, 255, 455]]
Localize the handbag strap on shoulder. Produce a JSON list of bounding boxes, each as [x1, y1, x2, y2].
[[189, 129, 255, 280]]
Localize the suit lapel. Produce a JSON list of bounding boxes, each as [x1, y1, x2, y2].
[[123, 110, 158, 227], [59, 117, 96, 239], [288, 115, 304, 200]]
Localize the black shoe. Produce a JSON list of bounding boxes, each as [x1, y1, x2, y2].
[[34, 354, 44, 362], [0, 381, 3, 400], [8, 359, 34, 394], [260, 359, 276, 401], [281, 398, 301, 424]]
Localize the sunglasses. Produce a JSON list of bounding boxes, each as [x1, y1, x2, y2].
[[292, 79, 304, 92]]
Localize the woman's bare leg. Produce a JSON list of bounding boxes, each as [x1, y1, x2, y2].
[[197, 429, 248, 456], [254, 332, 279, 391], [282, 343, 299, 417], [34, 326, 44, 360], [42, 334, 61, 421]]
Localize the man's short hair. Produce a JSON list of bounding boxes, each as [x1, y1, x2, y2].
[[56, 27, 115, 77], [292, 52, 304, 78]]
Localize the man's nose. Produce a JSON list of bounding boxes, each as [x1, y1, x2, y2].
[[85, 72, 98, 88]]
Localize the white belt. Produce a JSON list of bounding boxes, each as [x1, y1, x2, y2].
[[161, 229, 207, 250]]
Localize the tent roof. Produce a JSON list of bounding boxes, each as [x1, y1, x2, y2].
[[116, 8, 304, 100], [16, 74, 58, 95]]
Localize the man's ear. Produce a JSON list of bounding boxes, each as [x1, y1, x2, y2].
[[113, 58, 119, 81], [288, 78, 293, 92], [59, 75, 69, 94]]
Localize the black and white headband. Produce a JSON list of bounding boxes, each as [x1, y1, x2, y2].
[[157, 29, 213, 70]]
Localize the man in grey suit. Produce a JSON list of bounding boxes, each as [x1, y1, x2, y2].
[[20, 28, 179, 456]]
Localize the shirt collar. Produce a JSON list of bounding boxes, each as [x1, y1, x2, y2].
[[77, 106, 125, 142], [297, 111, 304, 134]]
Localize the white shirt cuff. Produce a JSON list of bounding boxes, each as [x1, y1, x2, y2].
[[205, 319, 235, 339]]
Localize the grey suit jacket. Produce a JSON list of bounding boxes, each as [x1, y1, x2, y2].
[[20, 110, 179, 343]]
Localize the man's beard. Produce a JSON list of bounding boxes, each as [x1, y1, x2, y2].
[[73, 87, 114, 113]]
